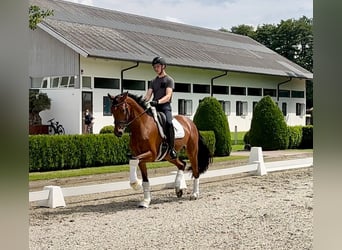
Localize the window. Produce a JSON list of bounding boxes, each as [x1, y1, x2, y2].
[[123, 79, 145, 90], [103, 96, 112, 116], [248, 87, 262, 96], [236, 101, 248, 116], [94, 77, 120, 89], [193, 84, 210, 93], [174, 82, 191, 93], [231, 86, 246, 95], [52, 77, 59, 88], [60, 76, 69, 87], [219, 100, 231, 115], [296, 103, 305, 116], [213, 85, 229, 94], [263, 88, 277, 97], [178, 99, 192, 115], [82, 76, 91, 88], [279, 89, 290, 98], [69, 76, 75, 87], [282, 102, 287, 116], [291, 90, 305, 98]]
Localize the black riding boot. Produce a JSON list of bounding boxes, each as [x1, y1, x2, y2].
[[167, 123, 177, 159]]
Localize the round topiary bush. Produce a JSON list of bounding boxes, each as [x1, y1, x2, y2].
[[193, 97, 231, 156], [99, 125, 115, 134], [249, 96, 289, 150]]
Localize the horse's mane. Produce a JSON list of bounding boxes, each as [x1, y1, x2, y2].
[[127, 93, 152, 115]]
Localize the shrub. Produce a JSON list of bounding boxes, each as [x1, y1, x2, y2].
[[193, 97, 231, 156], [29, 134, 130, 172], [288, 126, 303, 149], [100, 125, 115, 134], [249, 96, 289, 150]]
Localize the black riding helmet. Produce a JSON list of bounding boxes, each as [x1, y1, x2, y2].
[[152, 56, 166, 66]]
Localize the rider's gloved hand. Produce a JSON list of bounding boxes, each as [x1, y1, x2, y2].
[[150, 100, 158, 106]]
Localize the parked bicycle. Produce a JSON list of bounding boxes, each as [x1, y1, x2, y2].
[[47, 118, 65, 135]]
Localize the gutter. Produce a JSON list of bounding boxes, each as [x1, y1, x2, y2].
[[210, 71, 228, 97], [120, 62, 140, 93], [277, 77, 292, 101]]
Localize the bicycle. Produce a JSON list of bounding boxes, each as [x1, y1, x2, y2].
[[47, 118, 65, 135]]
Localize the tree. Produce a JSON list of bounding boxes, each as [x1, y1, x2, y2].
[[29, 5, 54, 30], [249, 96, 289, 150], [230, 24, 255, 37], [29, 90, 51, 125], [193, 97, 231, 156], [229, 16, 313, 108]]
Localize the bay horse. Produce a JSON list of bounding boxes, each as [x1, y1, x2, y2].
[[108, 92, 212, 208]]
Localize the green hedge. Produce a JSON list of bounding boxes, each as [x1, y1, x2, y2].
[[244, 125, 313, 150], [29, 131, 215, 172], [29, 134, 130, 172]]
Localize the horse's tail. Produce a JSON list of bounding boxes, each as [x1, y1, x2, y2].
[[197, 133, 213, 175]]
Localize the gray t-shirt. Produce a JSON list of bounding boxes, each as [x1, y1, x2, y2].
[[148, 75, 175, 102]]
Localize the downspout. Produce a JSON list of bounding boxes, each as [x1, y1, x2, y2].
[[277, 77, 292, 101], [120, 62, 140, 93], [210, 71, 228, 97]]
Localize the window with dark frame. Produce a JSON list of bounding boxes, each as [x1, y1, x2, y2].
[[174, 82, 191, 93], [231, 86, 246, 95], [279, 89, 290, 98], [248, 87, 262, 96], [291, 90, 305, 98], [282, 102, 287, 116], [178, 99, 192, 115], [193, 84, 210, 93], [103, 96, 112, 116], [236, 101, 248, 116], [94, 77, 120, 89], [263, 88, 277, 97], [219, 100, 231, 115], [123, 79, 145, 90], [213, 85, 229, 94]]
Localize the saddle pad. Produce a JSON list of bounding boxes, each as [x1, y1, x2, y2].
[[172, 118, 185, 139]]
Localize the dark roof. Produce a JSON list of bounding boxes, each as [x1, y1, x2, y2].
[[31, 0, 313, 79]]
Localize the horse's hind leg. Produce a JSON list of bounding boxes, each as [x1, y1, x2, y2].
[[168, 158, 187, 198]]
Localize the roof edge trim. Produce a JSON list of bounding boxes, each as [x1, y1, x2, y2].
[[38, 22, 89, 57]]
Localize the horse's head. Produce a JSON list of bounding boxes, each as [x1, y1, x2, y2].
[[108, 92, 131, 137]]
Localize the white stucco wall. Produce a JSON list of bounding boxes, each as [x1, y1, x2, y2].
[[79, 57, 306, 133]]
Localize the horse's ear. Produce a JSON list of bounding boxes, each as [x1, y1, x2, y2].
[[122, 91, 128, 99], [107, 93, 114, 99]]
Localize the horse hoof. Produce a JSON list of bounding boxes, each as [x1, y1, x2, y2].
[[138, 200, 150, 208], [130, 181, 142, 191], [190, 193, 199, 200], [175, 189, 183, 198]]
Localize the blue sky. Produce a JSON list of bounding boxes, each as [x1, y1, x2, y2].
[[65, 0, 313, 30]]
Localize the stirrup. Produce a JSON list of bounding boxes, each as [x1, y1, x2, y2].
[[169, 148, 177, 159]]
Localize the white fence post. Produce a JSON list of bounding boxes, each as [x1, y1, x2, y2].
[[37, 186, 66, 208], [249, 147, 267, 176]]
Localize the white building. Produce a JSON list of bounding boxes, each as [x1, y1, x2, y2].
[[29, 0, 313, 134]]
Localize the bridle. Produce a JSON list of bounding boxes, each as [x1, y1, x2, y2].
[[112, 100, 149, 129]]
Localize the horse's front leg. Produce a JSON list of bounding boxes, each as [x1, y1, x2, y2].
[[129, 159, 142, 191], [129, 150, 154, 191], [138, 161, 151, 208]]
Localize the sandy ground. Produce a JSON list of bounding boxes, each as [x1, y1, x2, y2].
[[29, 150, 313, 250]]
